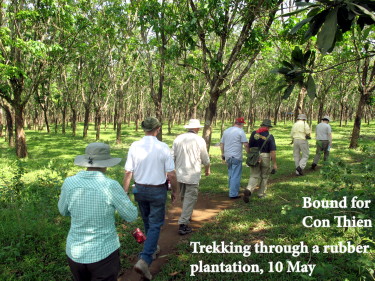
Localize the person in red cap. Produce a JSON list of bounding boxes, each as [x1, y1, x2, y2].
[[220, 117, 249, 199]]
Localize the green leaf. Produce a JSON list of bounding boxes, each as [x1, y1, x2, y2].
[[352, 3, 375, 22], [306, 74, 316, 99], [290, 17, 313, 35], [282, 84, 295, 99], [281, 60, 293, 69], [317, 7, 338, 55], [291, 46, 304, 66]]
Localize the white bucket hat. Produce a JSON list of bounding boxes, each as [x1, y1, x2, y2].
[[322, 115, 331, 122], [297, 114, 307, 120], [74, 143, 122, 167], [184, 119, 204, 129]]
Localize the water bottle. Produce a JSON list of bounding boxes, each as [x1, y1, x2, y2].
[[327, 145, 331, 151], [132, 228, 146, 243]]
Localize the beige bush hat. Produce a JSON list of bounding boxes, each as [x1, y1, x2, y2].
[[184, 119, 204, 129], [322, 115, 331, 121], [74, 143, 121, 167], [297, 114, 307, 120]]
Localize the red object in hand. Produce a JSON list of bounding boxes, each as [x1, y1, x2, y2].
[[132, 228, 146, 244]]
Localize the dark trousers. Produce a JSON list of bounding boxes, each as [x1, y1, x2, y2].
[[67, 249, 120, 281]]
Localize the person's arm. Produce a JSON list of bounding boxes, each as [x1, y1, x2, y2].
[[112, 182, 138, 222], [328, 133, 332, 146], [58, 182, 70, 216], [220, 143, 225, 161], [243, 142, 249, 153], [167, 170, 178, 203], [204, 164, 211, 176], [123, 170, 133, 193], [270, 150, 277, 170]]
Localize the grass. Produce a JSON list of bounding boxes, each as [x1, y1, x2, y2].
[[0, 120, 374, 280]]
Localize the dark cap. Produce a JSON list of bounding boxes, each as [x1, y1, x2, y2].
[[260, 119, 273, 127], [141, 117, 161, 131]]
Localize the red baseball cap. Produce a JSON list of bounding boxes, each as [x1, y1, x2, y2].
[[235, 117, 246, 124]]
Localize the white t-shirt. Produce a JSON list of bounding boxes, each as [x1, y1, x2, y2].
[[220, 126, 248, 160], [125, 136, 175, 185]]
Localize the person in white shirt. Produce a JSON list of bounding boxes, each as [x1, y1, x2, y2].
[[312, 115, 332, 170], [123, 117, 178, 280], [172, 119, 210, 235], [290, 114, 311, 176]]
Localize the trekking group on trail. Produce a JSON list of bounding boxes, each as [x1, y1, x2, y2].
[[58, 115, 332, 280]]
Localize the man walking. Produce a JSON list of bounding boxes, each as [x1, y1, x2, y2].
[[312, 115, 332, 170], [123, 117, 178, 280], [244, 119, 277, 202], [220, 117, 249, 199], [291, 114, 311, 176], [172, 119, 210, 235]]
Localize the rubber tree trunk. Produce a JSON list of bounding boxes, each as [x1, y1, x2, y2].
[[2, 104, 14, 146], [14, 104, 27, 158], [349, 91, 369, 148], [294, 87, 307, 120], [83, 104, 90, 139], [202, 93, 220, 152]]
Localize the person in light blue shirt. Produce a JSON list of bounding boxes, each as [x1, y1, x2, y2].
[[58, 142, 138, 281], [220, 117, 249, 199]]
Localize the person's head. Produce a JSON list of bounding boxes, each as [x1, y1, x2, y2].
[[322, 115, 330, 123], [74, 142, 122, 172], [184, 119, 204, 133], [260, 119, 273, 129], [297, 114, 307, 121], [141, 117, 161, 136], [234, 117, 246, 127]]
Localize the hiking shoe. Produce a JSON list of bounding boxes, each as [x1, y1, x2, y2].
[[152, 245, 160, 260], [178, 224, 193, 235], [311, 163, 317, 170], [230, 195, 241, 199], [296, 166, 303, 176], [134, 259, 152, 280], [243, 189, 251, 203]]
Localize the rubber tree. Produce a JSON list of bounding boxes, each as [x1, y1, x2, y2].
[[178, 0, 283, 150]]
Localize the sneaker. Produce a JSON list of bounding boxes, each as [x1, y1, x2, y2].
[[178, 224, 193, 235], [296, 166, 303, 176], [152, 245, 160, 260], [311, 163, 317, 170], [134, 259, 152, 280], [229, 195, 241, 199], [243, 189, 251, 203]]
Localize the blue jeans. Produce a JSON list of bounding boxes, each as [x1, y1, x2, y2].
[[134, 184, 167, 265], [226, 157, 243, 197]]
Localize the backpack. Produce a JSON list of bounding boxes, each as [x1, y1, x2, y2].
[[245, 134, 271, 167]]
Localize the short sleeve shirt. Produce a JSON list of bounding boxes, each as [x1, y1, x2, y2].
[[249, 131, 276, 153], [315, 122, 332, 140], [220, 126, 248, 160], [125, 136, 175, 185]]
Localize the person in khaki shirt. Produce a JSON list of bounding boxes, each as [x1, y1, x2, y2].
[[291, 114, 311, 175], [172, 119, 210, 235]]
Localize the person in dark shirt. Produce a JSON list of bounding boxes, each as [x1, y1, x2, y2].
[[243, 119, 277, 203]]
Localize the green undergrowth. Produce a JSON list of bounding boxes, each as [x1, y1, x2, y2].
[[0, 121, 374, 280]]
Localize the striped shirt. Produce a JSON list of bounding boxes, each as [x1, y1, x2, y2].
[[58, 171, 138, 263]]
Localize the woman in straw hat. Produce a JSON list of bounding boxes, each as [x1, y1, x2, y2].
[[58, 142, 138, 281]]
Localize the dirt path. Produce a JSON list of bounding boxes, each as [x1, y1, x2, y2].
[[118, 193, 234, 281], [118, 168, 316, 281]]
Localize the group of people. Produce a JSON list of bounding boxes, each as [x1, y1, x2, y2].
[[58, 114, 332, 281], [58, 117, 210, 281], [220, 114, 332, 203]]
